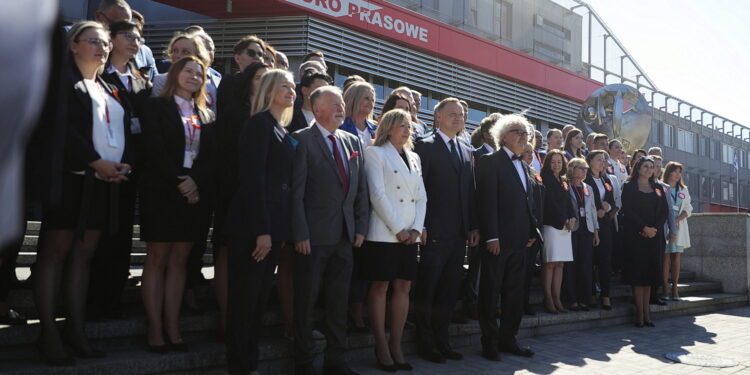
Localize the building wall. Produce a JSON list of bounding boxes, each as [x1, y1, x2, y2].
[[385, 0, 583, 74]]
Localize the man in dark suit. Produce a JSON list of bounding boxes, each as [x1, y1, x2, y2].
[[475, 114, 540, 361], [413, 98, 479, 363], [291, 86, 369, 375]]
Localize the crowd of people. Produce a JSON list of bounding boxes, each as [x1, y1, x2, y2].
[[0, 1, 697, 374]]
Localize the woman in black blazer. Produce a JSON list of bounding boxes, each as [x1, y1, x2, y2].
[[224, 69, 297, 374], [139, 56, 216, 352], [35, 21, 132, 365], [212, 62, 269, 337], [88, 20, 153, 320], [539, 150, 576, 313], [585, 150, 619, 310]]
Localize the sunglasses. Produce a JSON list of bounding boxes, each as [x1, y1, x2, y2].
[[245, 49, 265, 59]]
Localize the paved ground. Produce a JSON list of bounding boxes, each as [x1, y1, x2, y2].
[[350, 307, 750, 375]]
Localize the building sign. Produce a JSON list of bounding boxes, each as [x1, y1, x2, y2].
[[284, 0, 434, 46]]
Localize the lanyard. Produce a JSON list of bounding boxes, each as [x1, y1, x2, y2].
[[574, 184, 585, 205], [97, 82, 111, 124], [671, 187, 679, 202], [176, 104, 201, 146]]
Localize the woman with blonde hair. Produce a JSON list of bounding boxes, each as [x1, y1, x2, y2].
[[225, 69, 298, 374], [361, 109, 426, 371], [341, 81, 377, 147], [151, 32, 209, 97], [35, 20, 132, 365], [661, 161, 692, 301], [140, 56, 216, 352]]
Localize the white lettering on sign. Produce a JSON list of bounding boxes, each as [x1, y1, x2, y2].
[[285, 0, 430, 43]]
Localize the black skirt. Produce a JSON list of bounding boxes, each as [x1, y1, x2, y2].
[[356, 241, 417, 282], [139, 173, 211, 243], [42, 173, 113, 231]]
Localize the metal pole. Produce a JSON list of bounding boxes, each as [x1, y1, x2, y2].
[[588, 11, 592, 78], [737, 164, 740, 213]]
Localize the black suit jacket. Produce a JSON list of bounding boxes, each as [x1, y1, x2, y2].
[[226, 111, 296, 241], [288, 106, 310, 134], [66, 68, 133, 172], [414, 133, 477, 240], [140, 96, 216, 197], [476, 149, 539, 250], [541, 172, 576, 230]]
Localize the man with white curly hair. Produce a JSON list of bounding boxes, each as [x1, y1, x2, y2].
[[475, 113, 540, 361]]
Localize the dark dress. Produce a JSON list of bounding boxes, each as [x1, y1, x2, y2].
[[43, 67, 132, 232], [138, 97, 216, 242], [621, 181, 668, 287]]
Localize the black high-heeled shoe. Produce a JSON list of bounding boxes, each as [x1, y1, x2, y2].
[[390, 347, 413, 371], [634, 322, 644, 328], [166, 338, 189, 352], [36, 340, 76, 366], [374, 349, 397, 372], [644, 321, 655, 327]]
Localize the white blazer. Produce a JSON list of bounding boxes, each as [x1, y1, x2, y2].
[[568, 181, 600, 233], [364, 143, 427, 243], [673, 186, 693, 248]]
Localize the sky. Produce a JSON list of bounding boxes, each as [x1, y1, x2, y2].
[[584, 0, 750, 132]]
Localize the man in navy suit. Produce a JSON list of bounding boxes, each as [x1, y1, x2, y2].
[[413, 98, 479, 363]]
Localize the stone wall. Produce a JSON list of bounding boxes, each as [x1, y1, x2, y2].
[[683, 213, 750, 294]]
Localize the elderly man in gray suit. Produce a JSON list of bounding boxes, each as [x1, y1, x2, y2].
[[291, 86, 369, 375]]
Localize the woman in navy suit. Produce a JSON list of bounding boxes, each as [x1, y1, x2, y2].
[[139, 56, 216, 352], [35, 21, 132, 365], [224, 69, 297, 374]]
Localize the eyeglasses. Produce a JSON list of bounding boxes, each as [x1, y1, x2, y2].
[[245, 49, 265, 60], [509, 129, 529, 137], [77, 38, 112, 51], [118, 32, 145, 44]]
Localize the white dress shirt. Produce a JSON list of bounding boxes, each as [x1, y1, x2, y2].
[[106, 64, 134, 92], [482, 143, 495, 153], [503, 146, 527, 192], [85, 79, 125, 165], [315, 122, 348, 173], [174, 95, 201, 168], [437, 129, 462, 162]]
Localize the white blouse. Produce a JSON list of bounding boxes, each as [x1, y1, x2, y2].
[[85, 79, 125, 164], [174, 95, 201, 168]]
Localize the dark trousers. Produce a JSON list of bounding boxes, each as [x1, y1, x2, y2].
[[478, 245, 525, 348], [225, 238, 280, 373], [522, 241, 541, 309], [414, 237, 465, 351], [563, 228, 593, 305], [461, 245, 481, 311], [594, 220, 614, 298], [294, 237, 353, 367], [88, 179, 136, 314], [0, 237, 23, 301]]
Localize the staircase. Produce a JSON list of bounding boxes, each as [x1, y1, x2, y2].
[[2, 222, 747, 374]]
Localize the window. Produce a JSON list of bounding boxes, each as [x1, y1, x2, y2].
[[722, 180, 735, 201], [468, 106, 485, 124], [534, 14, 571, 40], [662, 124, 674, 147], [711, 178, 719, 200], [677, 129, 695, 153], [701, 176, 709, 199], [533, 40, 571, 65], [722, 144, 737, 165], [371, 75, 385, 102]]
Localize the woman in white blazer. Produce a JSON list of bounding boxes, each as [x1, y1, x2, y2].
[[563, 157, 600, 311], [661, 161, 693, 301], [361, 109, 426, 371]]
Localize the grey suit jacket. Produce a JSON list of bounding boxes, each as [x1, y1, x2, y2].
[[291, 124, 369, 246]]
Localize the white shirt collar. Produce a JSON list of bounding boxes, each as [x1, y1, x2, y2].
[[315, 122, 335, 138], [107, 64, 134, 78], [174, 95, 194, 115], [482, 143, 495, 152], [503, 146, 518, 160], [436, 129, 456, 146]]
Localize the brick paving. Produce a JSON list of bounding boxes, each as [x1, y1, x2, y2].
[[350, 307, 750, 374]]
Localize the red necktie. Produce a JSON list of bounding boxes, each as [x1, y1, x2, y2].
[[328, 134, 349, 195]]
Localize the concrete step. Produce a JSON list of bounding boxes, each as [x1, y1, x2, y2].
[[23, 222, 214, 239], [1, 292, 746, 374]]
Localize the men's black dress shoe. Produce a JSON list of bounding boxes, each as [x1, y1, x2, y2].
[[322, 363, 360, 375], [0, 308, 27, 325], [417, 348, 446, 363], [481, 346, 501, 362], [499, 343, 534, 357], [437, 348, 463, 360], [294, 364, 316, 375], [644, 321, 656, 327]]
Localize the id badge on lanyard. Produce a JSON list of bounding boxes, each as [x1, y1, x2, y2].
[[183, 115, 200, 169], [580, 207, 586, 218]]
